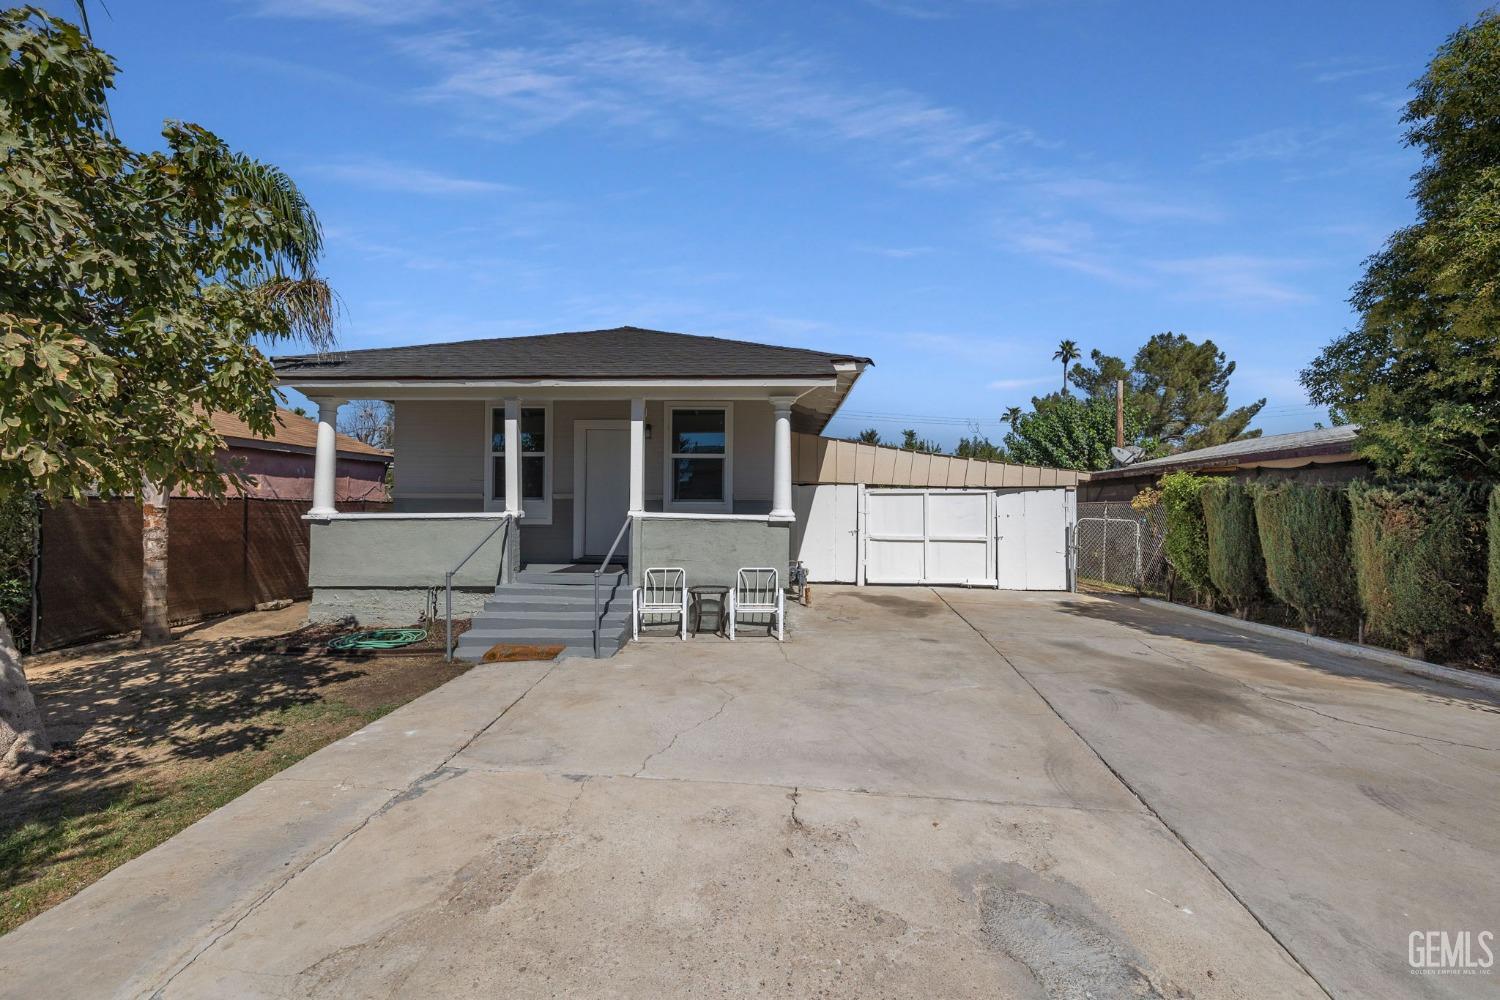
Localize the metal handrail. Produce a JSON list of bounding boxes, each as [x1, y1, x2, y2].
[[593, 514, 634, 658], [444, 515, 512, 660]]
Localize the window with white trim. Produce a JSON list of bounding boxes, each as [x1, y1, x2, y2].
[[490, 405, 551, 523], [666, 406, 730, 509]]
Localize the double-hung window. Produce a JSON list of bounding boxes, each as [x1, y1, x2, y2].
[[667, 406, 731, 511], [490, 405, 551, 523]]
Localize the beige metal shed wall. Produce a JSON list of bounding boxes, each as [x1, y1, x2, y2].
[[792, 433, 1081, 488]]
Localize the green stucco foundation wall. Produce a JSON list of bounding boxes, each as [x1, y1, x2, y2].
[[630, 517, 791, 590], [306, 515, 518, 624]]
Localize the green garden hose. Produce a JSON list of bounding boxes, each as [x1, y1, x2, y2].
[[328, 628, 427, 651]]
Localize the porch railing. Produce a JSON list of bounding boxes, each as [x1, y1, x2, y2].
[[444, 514, 514, 661], [594, 514, 634, 658]]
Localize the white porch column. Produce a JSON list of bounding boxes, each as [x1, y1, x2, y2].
[[629, 397, 646, 513], [309, 396, 345, 516], [770, 395, 795, 521], [503, 397, 522, 515]]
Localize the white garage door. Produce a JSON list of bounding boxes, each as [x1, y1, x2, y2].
[[861, 489, 996, 586]]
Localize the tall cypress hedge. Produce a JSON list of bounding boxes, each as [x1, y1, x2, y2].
[[1489, 488, 1500, 633], [1252, 482, 1358, 635], [1348, 481, 1488, 659], [1158, 471, 1216, 604], [1200, 479, 1263, 617]]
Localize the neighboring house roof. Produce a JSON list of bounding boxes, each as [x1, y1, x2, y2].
[[273, 326, 870, 381], [1087, 425, 1361, 480], [210, 409, 391, 462], [273, 326, 872, 433]]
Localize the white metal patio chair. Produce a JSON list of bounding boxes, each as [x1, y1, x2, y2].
[[728, 567, 784, 641], [632, 567, 688, 641]]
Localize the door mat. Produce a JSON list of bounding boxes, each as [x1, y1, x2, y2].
[[481, 643, 566, 662]]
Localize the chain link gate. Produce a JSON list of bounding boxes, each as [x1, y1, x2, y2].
[[1074, 502, 1167, 592]]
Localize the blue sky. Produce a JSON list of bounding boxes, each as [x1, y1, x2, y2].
[[47, 0, 1489, 447]]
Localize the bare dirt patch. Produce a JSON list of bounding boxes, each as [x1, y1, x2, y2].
[[1, 607, 471, 935]]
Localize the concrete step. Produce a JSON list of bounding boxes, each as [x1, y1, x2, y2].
[[515, 564, 626, 586], [461, 625, 614, 642], [483, 588, 621, 605], [470, 615, 628, 632]]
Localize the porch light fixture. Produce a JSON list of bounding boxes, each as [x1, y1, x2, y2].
[[644, 422, 653, 440]]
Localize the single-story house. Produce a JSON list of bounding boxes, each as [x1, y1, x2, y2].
[[275, 326, 1081, 657], [1080, 425, 1366, 503], [173, 408, 391, 504]]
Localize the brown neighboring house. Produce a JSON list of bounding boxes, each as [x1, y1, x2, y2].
[[176, 408, 391, 503], [1081, 425, 1368, 502]]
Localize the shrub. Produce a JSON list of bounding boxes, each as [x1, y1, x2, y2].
[[0, 491, 36, 650], [1348, 481, 1488, 659], [1201, 479, 1264, 617], [1158, 471, 1215, 603], [1251, 482, 1358, 635], [1489, 488, 1500, 633]]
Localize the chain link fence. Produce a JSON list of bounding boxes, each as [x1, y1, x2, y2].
[[1075, 501, 1168, 593]]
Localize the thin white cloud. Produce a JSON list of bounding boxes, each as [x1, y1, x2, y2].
[[402, 30, 1040, 181], [1202, 127, 1321, 167], [857, 244, 936, 258], [987, 375, 1054, 390], [1147, 255, 1316, 305], [1031, 176, 1223, 223], [308, 158, 514, 196], [256, 0, 449, 24]]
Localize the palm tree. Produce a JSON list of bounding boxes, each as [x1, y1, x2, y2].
[[1052, 339, 1081, 395], [1002, 406, 1023, 428]]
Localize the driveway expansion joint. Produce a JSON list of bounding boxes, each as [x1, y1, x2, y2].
[[146, 662, 559, 998], [930, 589, 1337, 1000]]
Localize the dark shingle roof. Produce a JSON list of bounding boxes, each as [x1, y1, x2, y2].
[[274, 326, 870, 381]]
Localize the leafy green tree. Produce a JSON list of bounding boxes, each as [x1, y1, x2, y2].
[[1302, 9, 1500, 478], [1001, 406, 1023, 428], [855, 427, 883, 445], [900, 429, 942, 454], [954, 434, 1005, 461], [0, 9, 334, 764], [1069, 333, 1264, 450], [1051, 339, 1081, 395], [1002, 393, 1151, 471]]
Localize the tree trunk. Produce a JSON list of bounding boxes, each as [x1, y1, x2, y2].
[[140, 479, 172, 646], [1, 612, 49, 767]]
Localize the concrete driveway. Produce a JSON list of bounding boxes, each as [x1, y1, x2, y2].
[[1, 587, 1494, 999]]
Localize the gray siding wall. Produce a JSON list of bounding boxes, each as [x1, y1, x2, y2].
[[630, 517, 790, 590], [391, 400, 484, 512]]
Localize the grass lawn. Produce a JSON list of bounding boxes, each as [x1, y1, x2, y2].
[[1, 614, 470, 935]]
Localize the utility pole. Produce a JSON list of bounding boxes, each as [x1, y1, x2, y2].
[[1114, 379, 1125, 448]]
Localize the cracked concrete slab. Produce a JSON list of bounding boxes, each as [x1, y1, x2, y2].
[[7, 585, 1486, 998]]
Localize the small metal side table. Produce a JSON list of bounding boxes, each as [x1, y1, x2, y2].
[[688, 585, 731, 637]]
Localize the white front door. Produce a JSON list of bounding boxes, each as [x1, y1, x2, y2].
[[581, 426, 630, 557]]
